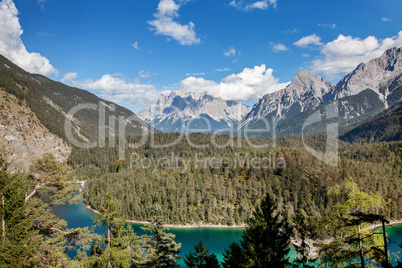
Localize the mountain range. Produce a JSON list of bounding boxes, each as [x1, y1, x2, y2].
[[1, 45, 401, 162], [139, 46, 401, 141], [137, 90, 251, 133]]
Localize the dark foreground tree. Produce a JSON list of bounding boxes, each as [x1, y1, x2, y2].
[[222, 242, 245, 268], [142, 205, 181, 267], [222, 193, 291, 268], [241, 193, 291, 267], [184, 240, 220, 268]]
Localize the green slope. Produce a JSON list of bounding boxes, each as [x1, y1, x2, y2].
[[340, 101, 402, 143], [0, 54, 155, 144]]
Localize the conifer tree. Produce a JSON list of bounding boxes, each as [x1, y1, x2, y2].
[[221, 242, 244, 268], [319, 179, 388, 267], [292, 210, 316, 268], [0, 151, 39, 267], [240, 193, 291, 267], [142, 205, 181, 267], [184, 240, 220, 268], [85, 191, 143, 267]]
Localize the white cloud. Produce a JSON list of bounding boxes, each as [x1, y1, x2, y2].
[[284, 27, 300, 34], [148, 0, 200, 46], [37, 0, 45, 11], [60, 72, 77, 83], [37, 31, 55, 37], [138, 70, 158, 78], [318, 23, 337, 29], [0, 0, 57, 76], [294, 34, 323, 48], [224, 46, 236, 57], [381, 17, 392, 22], [76, 74, 160, 111], [229, 0, 277, 10], [186, 72, 205, 76], [132, 41, 140, 50], [272, 43, 289, 52], [180, 64, 289, 101], [311, 31, 402, 76], [215, 68, 231, 72]]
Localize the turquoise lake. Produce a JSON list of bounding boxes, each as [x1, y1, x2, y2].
[[53, 200, 402, 267]]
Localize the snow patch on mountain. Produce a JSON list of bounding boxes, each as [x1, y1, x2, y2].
[[138, 90, 251, 132]]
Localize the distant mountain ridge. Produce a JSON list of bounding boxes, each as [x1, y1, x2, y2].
[[138, 90, 251, 133]]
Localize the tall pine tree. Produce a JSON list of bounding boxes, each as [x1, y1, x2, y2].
[[241, 193, 291, 267], [142, 205, 181, 267], [84, 192, 143, 267], [0, 150, 39, 267], [222, 193, 291, 268]]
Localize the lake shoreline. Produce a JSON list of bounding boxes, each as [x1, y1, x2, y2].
[[82, 198, 247, 229], [79, 182, 402, 255], [302, 220, 402, 257], [83, 197, 402, 235], [78, 181, 246, 229]]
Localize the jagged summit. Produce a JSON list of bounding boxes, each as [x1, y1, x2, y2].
[[334, 46, 402, 106], [236, 46, 402, 138], [241, 69, 335, 123], [137, 91, 251, 133]]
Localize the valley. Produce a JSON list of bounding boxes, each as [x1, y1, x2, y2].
[[0, 7, 401, 265]]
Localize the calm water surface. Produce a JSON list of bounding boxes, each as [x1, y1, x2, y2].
[[53, 200, 401, 267]]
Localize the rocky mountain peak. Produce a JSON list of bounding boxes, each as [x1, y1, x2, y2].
[[241, 70, 334, 123], [138, 91, 251, 133], [286, 69, 334, 97], [334, 46, 402, 103]]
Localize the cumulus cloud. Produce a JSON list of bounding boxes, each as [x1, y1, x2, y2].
[[272, 43, 289, 52], [76, 74, 161, 111], [180, 64, 289, 101], [381, 17, 392, 22], [229, 0, 277, 11], [311, 31, 402, 76], [148, 0, 200, 45], [60, 72, 78, 83], [294, 34, 323, 48], [0, 0, 57, 76]]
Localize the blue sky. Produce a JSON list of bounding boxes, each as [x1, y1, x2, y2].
[[0, 0, 402, 112]]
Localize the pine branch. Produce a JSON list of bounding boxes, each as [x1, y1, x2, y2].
[[25, 182, 46, 203]]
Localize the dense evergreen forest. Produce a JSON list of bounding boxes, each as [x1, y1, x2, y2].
[[68, 133, 402, 239], [1, 137, 402, 267]]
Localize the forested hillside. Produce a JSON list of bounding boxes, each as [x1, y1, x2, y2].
[[72, 134, 402, 238], [340, 101, 402, 143], [0, 54, 153, 144]]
